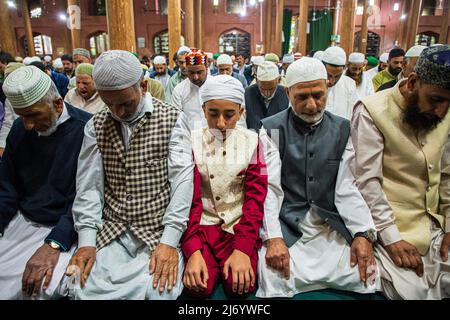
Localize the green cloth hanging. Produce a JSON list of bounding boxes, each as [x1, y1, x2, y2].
[[282, 9, 293, 55], [307, 10, 333, 54]]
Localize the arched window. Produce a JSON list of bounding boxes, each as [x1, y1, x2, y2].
[[89, 32, 109, 57], [218, 29, 251, 58], [153, 31, 185, 55]]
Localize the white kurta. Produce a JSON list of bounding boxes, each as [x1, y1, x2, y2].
[[170, 78, 247, 130], [0, 213, 75, 300], [364, 68, 379, 85], [256, 127, 381, 298], [355, 72, 375, 100], [325, 75, 358, 120]]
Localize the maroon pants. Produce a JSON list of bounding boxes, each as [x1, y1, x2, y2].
[[184, 225, 259, 299]]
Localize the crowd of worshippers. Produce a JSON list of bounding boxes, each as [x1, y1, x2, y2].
[[0, 43, 449, 301]]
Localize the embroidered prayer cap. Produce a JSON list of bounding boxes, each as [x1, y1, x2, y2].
[[213, 53, 221, 60], [73, 48, 91, 59], [322, 46, 346, 66], [44, 55, 52, 63], [379, 53, 389, 63], [75, 63, 94, 76], [4, 62, 25, 78], [415, 44, 450, 91], [282, 54, 295, 64], [30, 56, 41, 64], [348, 52, 365, 64], [185, 48, 208, 66], [15, 56, 23, 63], [367, 56, 378, 66], [405, 45, 428, 58], [294, 52, 303, 60], [265, 53, 280, 64], [200, 75, 245, 106], [257, 61, 280, 81], [2, 65, 52, 109], [312, 50, 324, 61], [93, 50, 143, 91], [216, 54, 233, 66], [286, 57, 328, 88], [153, 56, 167, 65], [177, 46, 191, 55]]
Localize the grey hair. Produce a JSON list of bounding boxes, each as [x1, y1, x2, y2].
[[36, 81, 61, 107]]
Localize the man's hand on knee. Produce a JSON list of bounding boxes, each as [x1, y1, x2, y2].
[[22, 243, 60, 297], [223, 249, 255, 295], [66, 246, 96, 288], [265, 238, 290, 280], [351, 236, 376, 287], [440, 233, 450, 262], [183, 250, 209, 292], [385, 240, 423, 277], [149, 243, 179, 294]]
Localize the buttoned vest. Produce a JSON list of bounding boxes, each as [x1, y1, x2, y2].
[[362, 84, 450, 255], [192, 127, 259, 234], [262, 108, 352, 247], [92, 98, 180, 250]]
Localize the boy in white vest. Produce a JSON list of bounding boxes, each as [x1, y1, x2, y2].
[[181, 75, 268, 298]]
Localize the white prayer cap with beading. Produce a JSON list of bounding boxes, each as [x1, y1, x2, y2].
[[322, 46, 347, 66], [200, 75, 245, 105], [93, 50, 143, 91], [286, 57, 327, 88]]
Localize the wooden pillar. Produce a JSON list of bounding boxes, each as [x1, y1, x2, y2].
[[405, 0, 423, 49], [21, 0, 35, 56], [274, 0, 284, 56], [0, 0, 17, 54], [195, 0, 203, 49], [359, 0, 369, 54], [439, 0, 450, 43], [398, 0, 410, 49], [67, 0, 82, 49], [106, 0, 136, 52], [297, 0, 309, 55], [264, 0, 273, 53], [340, 0, 357, 56], [332, 0, 341, 46], [184, 0, 195, 47], [168, 0, 181, 68]]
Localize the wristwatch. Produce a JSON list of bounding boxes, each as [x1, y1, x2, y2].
[[354, 230, 377, 243], [46, 240, 62, 251]]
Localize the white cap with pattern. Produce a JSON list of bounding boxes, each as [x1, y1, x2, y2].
[[286, 57, 327, 88]]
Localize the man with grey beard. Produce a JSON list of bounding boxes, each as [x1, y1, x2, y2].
[[256, 57, 380, 298], [0, 66, 91, 299], [352, 45, 450, 299]]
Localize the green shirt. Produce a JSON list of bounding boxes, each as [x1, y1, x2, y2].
[[372, 69, 397, 92], [164, 71, 185, 103]]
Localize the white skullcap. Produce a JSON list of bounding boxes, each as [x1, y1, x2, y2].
[[282, 54, 295, 64], [30, 56, 41, 63], [313, 51, 324, 61], [177, 46, 191, 55], [250, 56, 256, 63], [286, 57, 327, 88], [53, 58, 63, 69], [200, 75, 244, 105], [348, 52, 365, 64], [15, 56, 23, 63], [217, 54, 233, 66], [153, 56, 166, 65], [405, 45, 427, 58], [379, 53, 389, 63], [44, 56, 52, 62], [23, 57, 32, 65], [3, 66, 52, 109], [253, 56, 265, 66], [93, 50, 143, 91], [322, 46, 346, 66], [257, 61, 280, 81]]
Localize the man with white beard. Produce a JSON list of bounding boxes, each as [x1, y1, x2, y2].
[[257, 57, 380, 298], [0, 66, 91, 299]]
